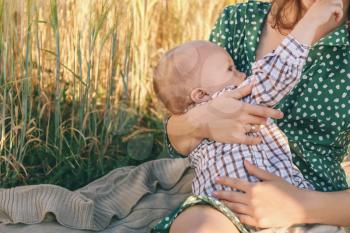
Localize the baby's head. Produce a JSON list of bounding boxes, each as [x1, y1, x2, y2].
[[153, 40, 245, 115]]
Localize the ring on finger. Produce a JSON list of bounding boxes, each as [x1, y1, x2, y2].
[[245, 124, 259, 133], [244, 124, 253, 133], [251, 125, 257, 131]]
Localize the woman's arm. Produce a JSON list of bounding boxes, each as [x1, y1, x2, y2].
[[213, 161, 350, 227], [165, 4, 285, 156], [167, 84, 284, 155], [305, 188, 350, 226]]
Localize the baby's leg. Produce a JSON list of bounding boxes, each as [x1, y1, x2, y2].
[[170, 205, 241, 233]]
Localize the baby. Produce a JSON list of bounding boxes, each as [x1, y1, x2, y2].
[[153, 2, 343, 197]]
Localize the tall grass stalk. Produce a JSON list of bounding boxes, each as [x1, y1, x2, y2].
[[0, 0, 239, 189], [50, 0, 61, 152], [18, 0, 32, 164]]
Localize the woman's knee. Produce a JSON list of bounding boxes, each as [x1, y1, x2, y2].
[[169, 205, 239, 233]]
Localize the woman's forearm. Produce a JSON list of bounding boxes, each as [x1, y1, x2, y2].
[[166, 84, 283, 156], [167, 110, 204, 156], [303, 189, 350, 226]]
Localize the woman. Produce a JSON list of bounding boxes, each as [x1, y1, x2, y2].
[[152, 0, 350, 232]]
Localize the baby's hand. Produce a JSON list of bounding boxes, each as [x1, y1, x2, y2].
[[304, 0, 344, 26]]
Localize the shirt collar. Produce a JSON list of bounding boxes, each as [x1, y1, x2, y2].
[[314, 23, 350, 47]]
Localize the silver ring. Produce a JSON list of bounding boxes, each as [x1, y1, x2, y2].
[[251, 125, 257, 131], [245, 124, 255, 133]]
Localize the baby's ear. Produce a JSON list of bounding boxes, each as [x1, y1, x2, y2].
[[190, 88, 211, 103]]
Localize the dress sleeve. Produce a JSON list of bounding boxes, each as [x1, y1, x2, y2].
[[247, 35, 310, 107]]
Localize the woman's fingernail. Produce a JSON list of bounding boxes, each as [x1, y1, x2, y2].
[[213, 192, 218, 197], [216, 177, 221, 182]]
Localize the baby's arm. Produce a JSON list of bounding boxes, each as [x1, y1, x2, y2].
[[247, 35, 309, 107], [246, 0, 343, 107]]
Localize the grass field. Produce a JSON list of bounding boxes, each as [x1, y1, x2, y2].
[[0, 0, 239, 189], [1, 0, 349, 190]]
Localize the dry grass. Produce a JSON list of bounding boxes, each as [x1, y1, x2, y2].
[[1, 0, 348, 188], [0, 0, 239, 188]]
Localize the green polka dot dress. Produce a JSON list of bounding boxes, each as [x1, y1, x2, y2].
[[166, 1, 350, 192]]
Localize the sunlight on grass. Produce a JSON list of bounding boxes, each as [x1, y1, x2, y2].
[[0, 0, 238, 188], [1, 0, 348, 189]]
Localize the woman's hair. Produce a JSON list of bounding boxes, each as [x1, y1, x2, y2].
[[270, 0, 305, 33], [271, 0, 350, 33]]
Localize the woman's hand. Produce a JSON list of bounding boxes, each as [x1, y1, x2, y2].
[[304, 0, 344, 25], [213, 160, 309, 228], [203, 84, 284, 145], [167, 84, 284, 155]]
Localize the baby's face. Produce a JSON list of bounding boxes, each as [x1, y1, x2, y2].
[[199, 48, 246, 96]]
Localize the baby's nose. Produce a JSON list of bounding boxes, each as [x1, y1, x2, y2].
[[239, 72, 246, 80], [235, 71, 246, 81]]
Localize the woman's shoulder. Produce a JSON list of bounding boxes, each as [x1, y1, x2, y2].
[[209, 1, 271, 55]]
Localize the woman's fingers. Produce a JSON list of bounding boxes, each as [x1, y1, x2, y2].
[[243, 115, 267, 126], [226, 129, 262, 144], [244, 160, 280, 181], [213, 190, 248, 204], [222, 202, 251, 215], [237, 135, 262, 145], [330, 0, 344, 23], [215, 177, 251, 192], [236, 214, 258, 227], [243, 124, 261, 134], [243, 103, 284, 119], [331, 0, 343, 9], [332, 5, 344, 23], [224, 84, 253, 99]]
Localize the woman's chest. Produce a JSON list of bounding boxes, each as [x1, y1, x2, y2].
[[233, 21, 350, 146], [255, 22, 286, 61], [278, 46, 350, 147], [228, 8, 350, 144]]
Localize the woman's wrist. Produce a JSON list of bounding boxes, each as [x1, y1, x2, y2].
[[167, 106, 206, 155], [300, 189, 335, 225], [290, 16, 318, 45], [297, 189, 321, 224], [301, 189, 350, 226], [185, 104, 208, 140]]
